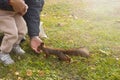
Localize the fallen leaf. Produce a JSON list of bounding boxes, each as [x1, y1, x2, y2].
[[17, 77, 23, 80], [116, 57, 119, 61], [38, 70, 45, 76], [57, 23, 65, 27], [26, 70, 33, 76], [15, 71, 19, 76]]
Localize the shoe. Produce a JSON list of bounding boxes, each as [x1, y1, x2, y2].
[[12, 44, 25, 55], [0, 52, 14, 65]]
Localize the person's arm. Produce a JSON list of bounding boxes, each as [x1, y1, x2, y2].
[[24, 0, 44, 53], [24, 0, 44, 38]]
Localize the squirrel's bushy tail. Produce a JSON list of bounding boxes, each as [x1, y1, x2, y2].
[[63, 47, 90, 58]]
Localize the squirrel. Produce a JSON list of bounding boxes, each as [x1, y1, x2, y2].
[[38, 43, 90, 62], [38, 43, 71, 62]]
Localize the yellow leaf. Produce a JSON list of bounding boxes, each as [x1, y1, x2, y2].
[[15, 71, 19, 76], [17, 77, 23, 80], [26, 70, 33, 76], [38, 70, 45, 77]]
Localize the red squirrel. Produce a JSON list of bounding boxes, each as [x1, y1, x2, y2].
[[39, 43, 71, 62], [39, 43, 90, 62]]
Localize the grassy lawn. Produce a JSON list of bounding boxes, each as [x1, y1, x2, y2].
[[0, 0, 120, 80]]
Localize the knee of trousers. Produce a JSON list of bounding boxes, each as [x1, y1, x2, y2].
[[19, 26, 27, 37], [8, 32, 19, 43]]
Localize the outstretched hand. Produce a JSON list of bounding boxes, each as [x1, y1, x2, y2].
[[9, 0, 28, 15], [30, 36, 43, 53]]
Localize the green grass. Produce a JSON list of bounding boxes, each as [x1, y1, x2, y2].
[[0, 0, 120, 80]]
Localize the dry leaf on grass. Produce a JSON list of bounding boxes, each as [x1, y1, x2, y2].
[[15, 71, 20, 76], [17, 77, 23, 80], [38, 70, 45, 76], [26, 69, 33, 76]]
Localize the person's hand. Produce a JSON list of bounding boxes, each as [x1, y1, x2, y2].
[[9, 0, 28, 15], [30, 36, 43, 53]]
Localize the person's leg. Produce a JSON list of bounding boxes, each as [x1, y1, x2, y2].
[[14, 14, 27, 45], [0, 10, 18, 53], [0, 10, 18, 65], [12, 14, 27, 55]]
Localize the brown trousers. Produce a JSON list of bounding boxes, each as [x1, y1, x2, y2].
[[0, 10, 27, 53]]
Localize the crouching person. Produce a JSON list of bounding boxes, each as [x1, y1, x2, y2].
[[0, 0, 28, 65]]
